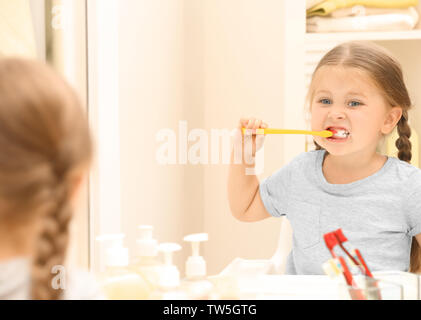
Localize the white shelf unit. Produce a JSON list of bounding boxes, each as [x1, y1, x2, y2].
[[282, 1, 421, 167], [305, 29, 421, 42]]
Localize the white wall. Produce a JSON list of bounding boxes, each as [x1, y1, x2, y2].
[[202, 0, 286, 274], [118, 0, 197, 273]]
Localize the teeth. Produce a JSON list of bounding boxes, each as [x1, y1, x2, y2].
[[329, 128, 350, 138]]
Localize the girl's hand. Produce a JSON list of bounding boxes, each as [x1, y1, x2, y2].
[[238, 118, 268, 158]]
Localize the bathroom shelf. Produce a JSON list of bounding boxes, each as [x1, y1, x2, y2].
[[305, 29, 421, 42]]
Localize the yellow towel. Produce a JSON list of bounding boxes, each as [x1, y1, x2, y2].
[[307, 0, 325, 9], [307, 7, 419, 32], [307, 0, 419, 17]]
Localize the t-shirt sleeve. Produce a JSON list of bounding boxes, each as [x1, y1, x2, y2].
[[405, 171, 421, 237], [259, 156, 298, 218]]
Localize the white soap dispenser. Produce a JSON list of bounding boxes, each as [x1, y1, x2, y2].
[[130, 225, 162, 291], [96, 233, 126, 274], [181, 233, 214, 299], [136, 225, 159, 261], [96, 233, 150, 300], [151, 242, 187, 300]]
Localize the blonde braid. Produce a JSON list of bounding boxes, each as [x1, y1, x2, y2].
[[395, 110, 412, 163], [32, 183, 73, 300], [395, 111, 421, 273]]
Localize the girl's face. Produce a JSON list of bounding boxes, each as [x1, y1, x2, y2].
[[310, 65, 398, 156]]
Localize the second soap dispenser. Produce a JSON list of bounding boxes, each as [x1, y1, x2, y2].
[[150, 243, 187, 300], [130, 225, 162, 296], [180, 233, 214, 300]]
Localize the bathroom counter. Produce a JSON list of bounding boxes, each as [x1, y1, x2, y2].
[[209, 273, 419, 300], [211, 259, 419, 300], [235, 275, 340, 300]]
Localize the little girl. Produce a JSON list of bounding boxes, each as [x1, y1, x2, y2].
[[228, 41, 421, 275], [0, 58, 104, 299]]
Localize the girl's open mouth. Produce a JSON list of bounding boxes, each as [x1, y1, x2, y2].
[[326, 127, 350, 142]]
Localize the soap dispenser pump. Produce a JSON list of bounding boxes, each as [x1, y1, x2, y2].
[[130, 225, 162, 291], [151, 242, 186, 300], [184, 233, 208, 280], [136, 225, 159, 259], [181, 233, 213, 299], [159, 243, 181, 288]]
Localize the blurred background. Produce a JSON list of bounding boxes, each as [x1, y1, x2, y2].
[[3, 0, 421, 277]]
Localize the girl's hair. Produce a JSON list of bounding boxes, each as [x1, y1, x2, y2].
[[306, 41, 420, 273], [0, 58, 93, 298], [307, 41, 421, 272]]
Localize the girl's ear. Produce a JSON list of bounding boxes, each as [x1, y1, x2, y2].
[[381, 107, 403, 135]]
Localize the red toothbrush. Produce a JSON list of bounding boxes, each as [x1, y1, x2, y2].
[[334, 229, 373, 278], [323, 230, 366, 300]]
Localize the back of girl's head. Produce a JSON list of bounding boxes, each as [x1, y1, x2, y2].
[[306, 41, 420, 272], [0, 58, 93, 299], [307, 41, 412, 163]]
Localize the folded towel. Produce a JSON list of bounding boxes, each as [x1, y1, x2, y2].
[[307, 7, 419, 32], [307, 0, 419, 17], [307, 0, 325, 9], [331, 5, 418, 18]]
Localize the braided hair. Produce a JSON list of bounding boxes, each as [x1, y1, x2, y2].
[[396, 110, 412, 163], [395, 110, 421, 272], [31, 184, 73, 299], [0, 58, 92, 299], [307, 41, 420, 273]]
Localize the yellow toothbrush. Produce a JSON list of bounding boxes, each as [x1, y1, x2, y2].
[[242, 128, 334, 138]]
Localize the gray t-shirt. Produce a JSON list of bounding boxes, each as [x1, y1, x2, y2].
[[260, 149, 421, 275], [0, 257, 106, 300]]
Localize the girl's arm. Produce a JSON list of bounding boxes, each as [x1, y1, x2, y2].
[[227, 118, 271, 222]]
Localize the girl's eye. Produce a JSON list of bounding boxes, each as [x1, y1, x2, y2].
[[318, 98, 332, 105], [348, 101, 363, 107]]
